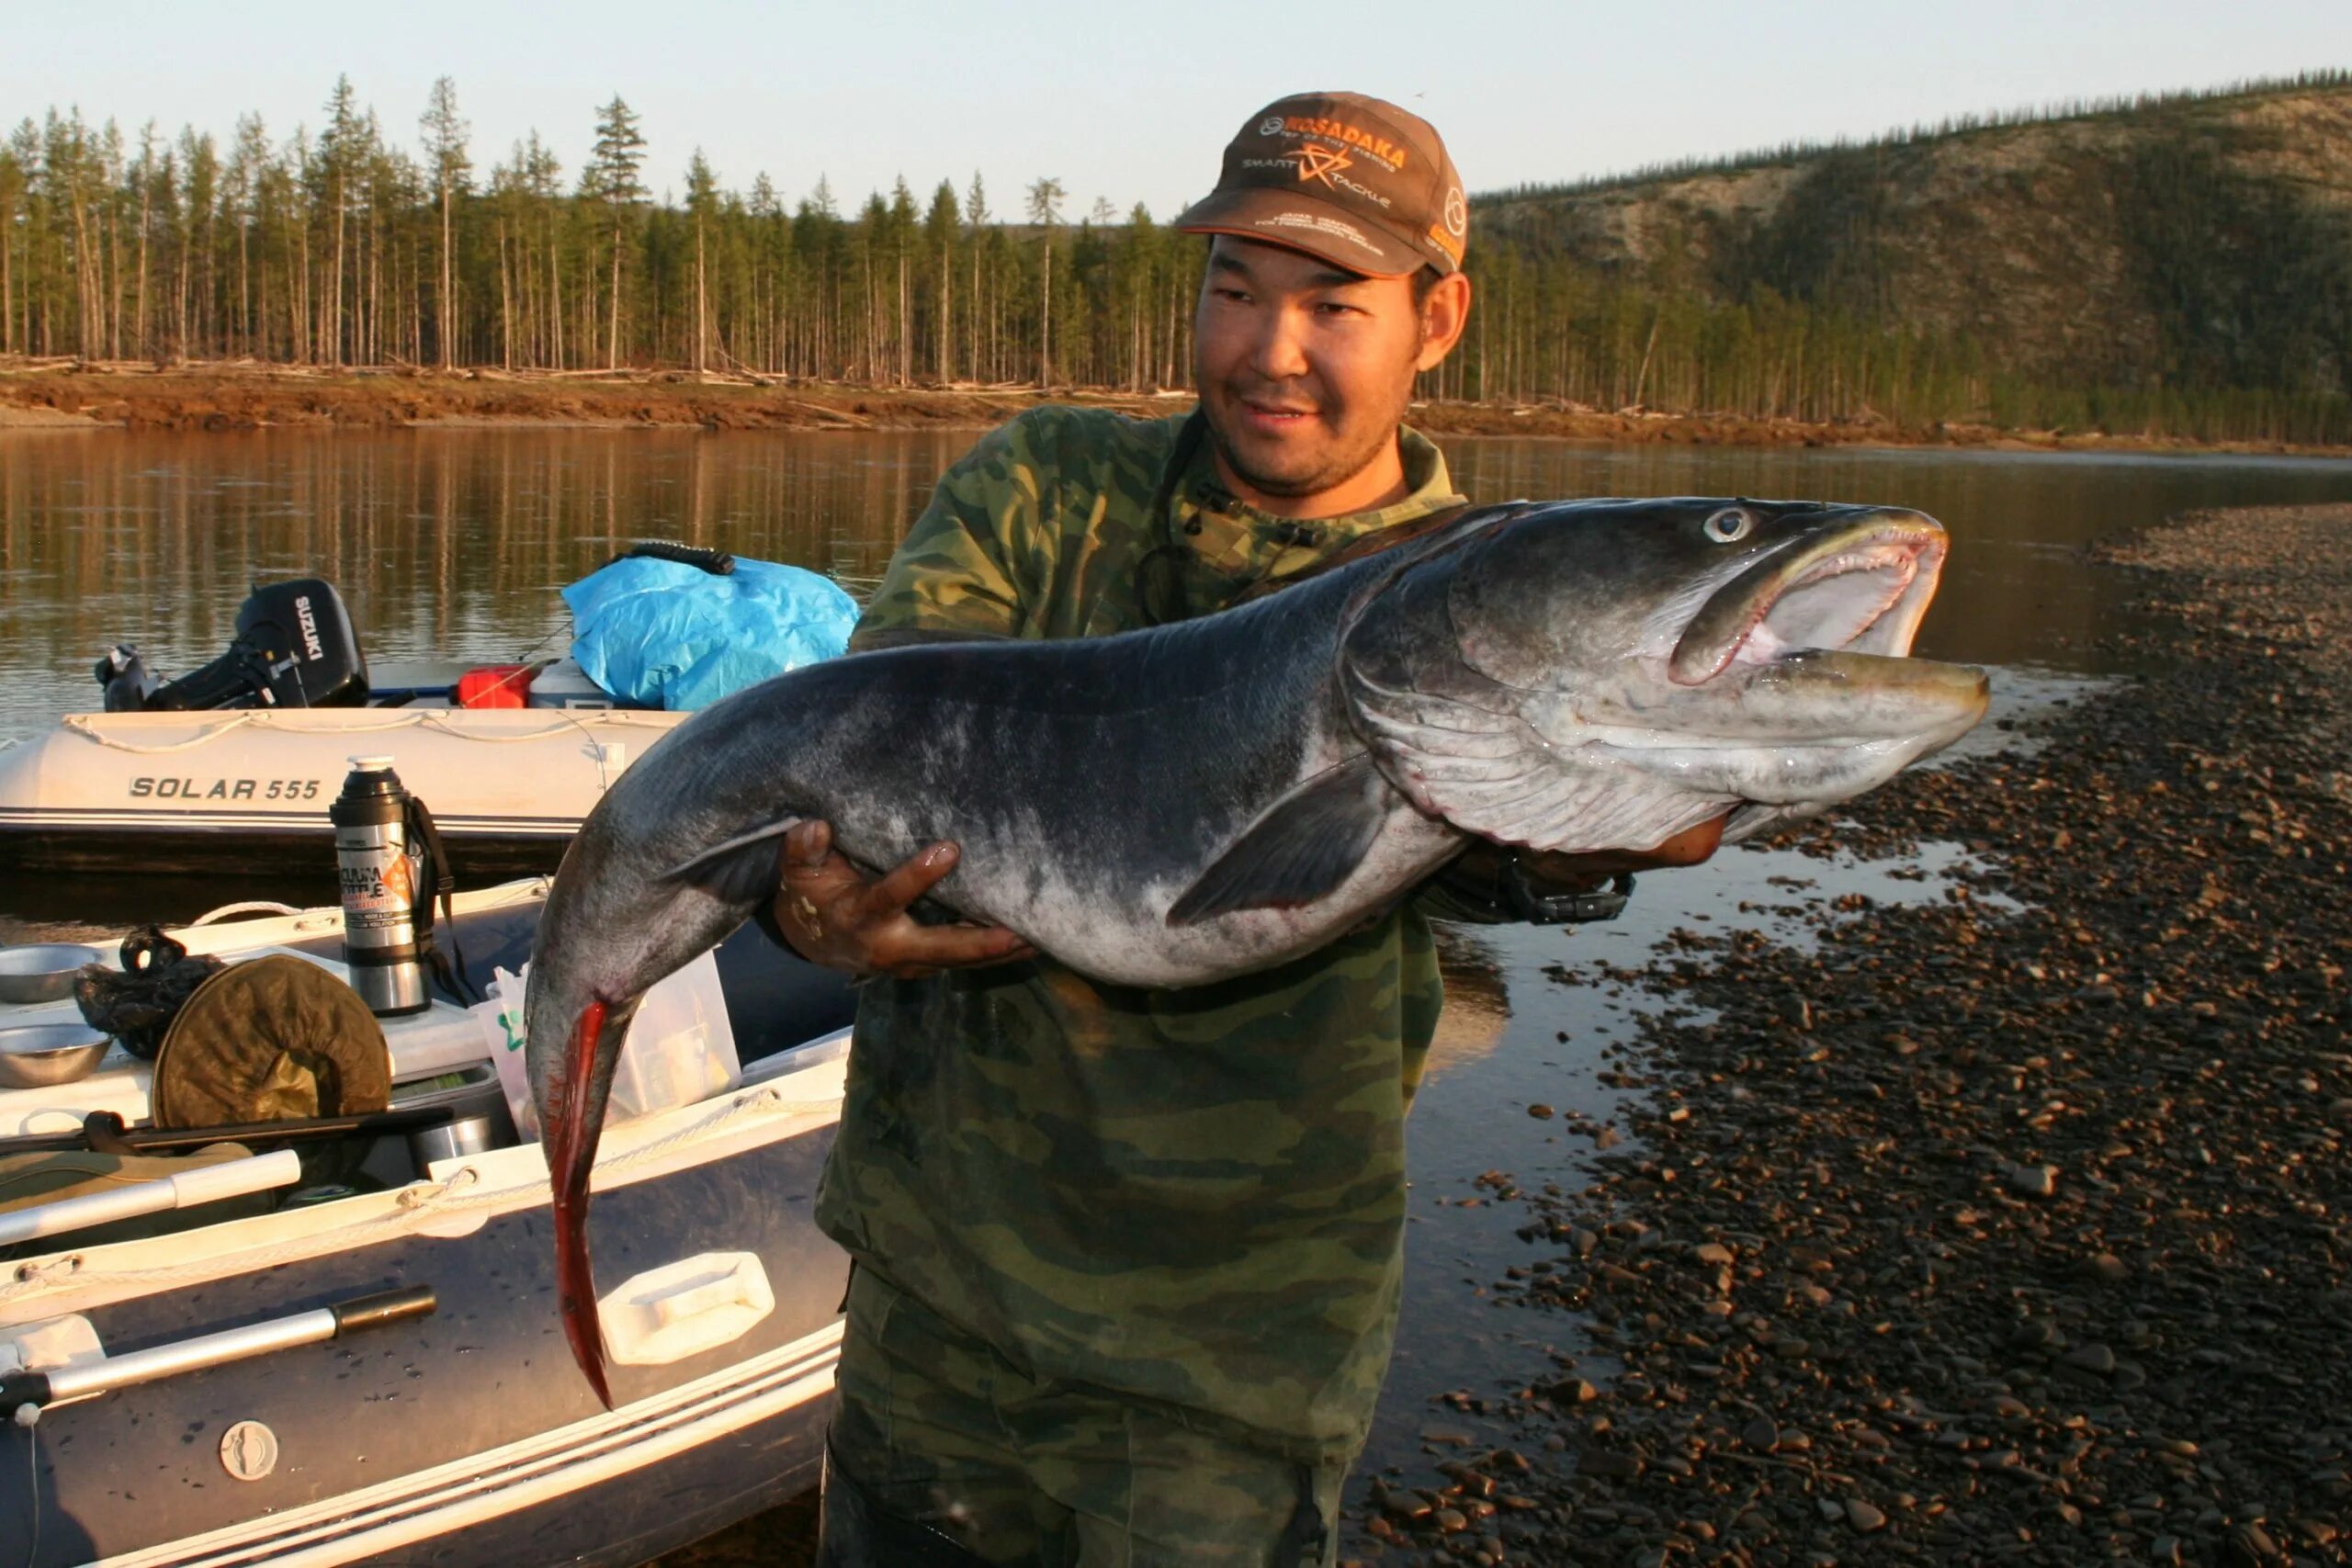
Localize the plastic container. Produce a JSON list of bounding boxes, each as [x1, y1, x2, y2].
[[475, 953, 740, 1141], [607, 950, 741, 1118], [524, 660, 618, 710], [455, 665, 534, 708]]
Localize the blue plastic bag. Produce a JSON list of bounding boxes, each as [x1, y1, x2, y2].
[[560, 556, 859, 710]]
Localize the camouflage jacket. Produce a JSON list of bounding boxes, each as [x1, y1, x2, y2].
[[814, 405, 1466, 1463]]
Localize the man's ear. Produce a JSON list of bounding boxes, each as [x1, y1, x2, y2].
[[1417, 271, 1473, 372]]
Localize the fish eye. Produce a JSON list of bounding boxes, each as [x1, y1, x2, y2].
[[1703, 507, 1755, 544]]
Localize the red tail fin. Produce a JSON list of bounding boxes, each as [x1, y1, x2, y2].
[[551, 998, 615, 1410]]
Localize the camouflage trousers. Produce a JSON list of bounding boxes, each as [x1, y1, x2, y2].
[[827, 1267, 1350, 1567]]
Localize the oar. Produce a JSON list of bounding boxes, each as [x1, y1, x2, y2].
[[0, 1105, 454, 1159], [0, 1286, 437, 1416], [0, 1147, 302, 1249]]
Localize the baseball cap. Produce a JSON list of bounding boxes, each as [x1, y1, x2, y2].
[[1174, 91, 1468, 278]]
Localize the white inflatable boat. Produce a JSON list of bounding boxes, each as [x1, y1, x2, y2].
[[0, 551, 849, 887], [0, 660, 687, 880]]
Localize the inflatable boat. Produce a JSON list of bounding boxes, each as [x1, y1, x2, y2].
[[0, 578, 691, 883], [0, 693, 687, 880], [0, 881, 856, 1567]]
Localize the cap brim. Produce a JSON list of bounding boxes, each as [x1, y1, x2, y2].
[[1172, 186, 1422, 278]]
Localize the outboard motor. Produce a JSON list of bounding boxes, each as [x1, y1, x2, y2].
[[94, 645, 163, 711], [99, 579, 369, 712]]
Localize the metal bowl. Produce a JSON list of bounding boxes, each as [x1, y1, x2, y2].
[[0, 943, 107, 1005], [0, 1022, 112, 1089]]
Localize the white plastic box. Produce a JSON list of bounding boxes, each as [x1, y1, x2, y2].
[[525, 659, 619, 709]]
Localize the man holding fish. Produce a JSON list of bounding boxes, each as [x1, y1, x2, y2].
[[778, 93, 1721, 1566], [520, 84, 1984, 1567]]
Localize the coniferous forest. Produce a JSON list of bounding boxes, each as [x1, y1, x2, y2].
[[3, 73, 2347, 443]]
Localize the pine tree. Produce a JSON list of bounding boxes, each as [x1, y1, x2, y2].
[[0, 137, 25, 354], [1026, 175, 1064, 387], [419, 77, 469, 367], [582, 96, 645, 368], [316, 75, 364, 364], [685, 149, 718, 373], [888, 176, 916, 385], [0, 73, 2342, 446], [925, 178, 959, 382], [964, 172, 989, 379]]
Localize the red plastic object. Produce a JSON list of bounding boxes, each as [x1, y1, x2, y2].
[[455, 665, 534, 708]]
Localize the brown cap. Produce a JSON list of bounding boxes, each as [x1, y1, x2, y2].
[[1175, 91, 1468, 277]]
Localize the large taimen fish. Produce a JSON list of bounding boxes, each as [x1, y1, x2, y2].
[[526, 497, 1989, 1404]]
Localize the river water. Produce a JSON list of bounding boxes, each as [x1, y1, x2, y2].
[[8, 426, 2351, 749], [5, 425, 2350, 1538]]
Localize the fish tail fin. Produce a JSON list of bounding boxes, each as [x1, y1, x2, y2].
[[551, 999, 616, 1411]]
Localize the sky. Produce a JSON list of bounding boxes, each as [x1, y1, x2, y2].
[[9, 1, 2347, 220]]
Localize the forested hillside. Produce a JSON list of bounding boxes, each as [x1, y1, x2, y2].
[[3, 73, 2347, 443], [1472, 73, 2352, 443]]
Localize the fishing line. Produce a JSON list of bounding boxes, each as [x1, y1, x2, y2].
[[509, 620, 570, 667]]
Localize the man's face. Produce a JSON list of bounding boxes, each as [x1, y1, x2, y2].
[[1192, 237, 1448, 508]]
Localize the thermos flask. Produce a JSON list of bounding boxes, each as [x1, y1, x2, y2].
[[331, 755, 431, 1016]]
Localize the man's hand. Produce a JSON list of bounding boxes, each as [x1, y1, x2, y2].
[[774, 820, 1037, 980], [1517, 813, 1727, 888]]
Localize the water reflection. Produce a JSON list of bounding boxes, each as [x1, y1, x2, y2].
[[1425, 930, 1514, 1085], [6, 430, 2350, 750], [0, 428, 972, 742]]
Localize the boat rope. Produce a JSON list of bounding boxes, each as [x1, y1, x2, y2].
[[0, 1082, 841, 1311], [190, 900, 305, 925], [62, 713, 257, 751], [58, 708, 675, 758]]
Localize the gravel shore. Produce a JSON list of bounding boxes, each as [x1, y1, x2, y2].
[[660, 503, 2352, 1568], [1350, 504, 2352, 1567]]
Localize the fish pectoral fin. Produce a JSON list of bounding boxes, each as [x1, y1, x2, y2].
[[1167, 755, 1391, 927], [664, 819, 802, 908]]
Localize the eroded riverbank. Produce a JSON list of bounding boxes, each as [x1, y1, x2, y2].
[[3, 361, 2346, 458], [1349, 505, 2352, 1566]]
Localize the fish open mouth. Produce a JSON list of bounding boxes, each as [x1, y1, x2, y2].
[[1669, 516, 1950, 685]]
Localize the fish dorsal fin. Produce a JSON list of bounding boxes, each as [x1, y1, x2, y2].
[[1166, 755, 1393, 927], [663, 818, 801, 907]]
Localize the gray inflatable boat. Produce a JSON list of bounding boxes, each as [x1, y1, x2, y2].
[[0, 880, 855, 1566]]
